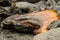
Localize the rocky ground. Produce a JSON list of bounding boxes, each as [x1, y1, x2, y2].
[[0, 0, 60, 40], [33, 28, 60, 40], [0, 30, 34, 40]]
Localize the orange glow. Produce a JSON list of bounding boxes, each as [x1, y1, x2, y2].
[[17, 10, 59, 34], [33, 10, 58, 34], [45, 10, 58, 20], [26, 10, 58, 34]]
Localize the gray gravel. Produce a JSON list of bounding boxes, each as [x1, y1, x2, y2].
[[1, 0, 60, 40], [0, 30, 35, 40]]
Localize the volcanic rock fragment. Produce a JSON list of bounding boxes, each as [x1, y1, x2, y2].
[[14, 2, 39, 13], [1, 10, 58, 34]]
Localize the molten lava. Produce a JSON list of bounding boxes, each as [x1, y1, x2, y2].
[[18, 10, 58, 34], [2, 10, 58, 34]]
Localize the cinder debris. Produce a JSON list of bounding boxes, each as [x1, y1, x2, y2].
[[0, 0, 60, 40]]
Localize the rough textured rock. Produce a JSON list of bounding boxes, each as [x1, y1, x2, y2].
[[0, 30, 35, 40], [33, 28, 60, 40], [48, 20, 60, 30], [15, 2, 39, 13], [0, 0, 60, 40], [1, 10, 59, 34]]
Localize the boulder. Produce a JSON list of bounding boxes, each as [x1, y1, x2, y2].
[[33, 28, 60, 40]]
